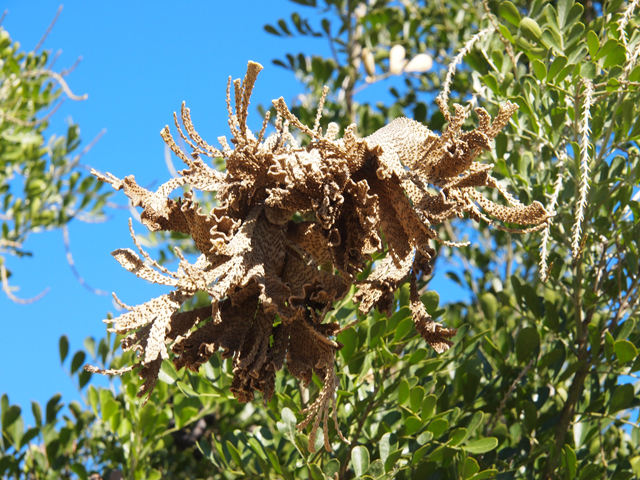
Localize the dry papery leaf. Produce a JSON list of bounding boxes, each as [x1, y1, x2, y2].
[[86, 61, 549, 452]]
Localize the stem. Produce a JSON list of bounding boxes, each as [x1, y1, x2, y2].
[[542, 255, 589, 479], [339, 387, 379, 479]]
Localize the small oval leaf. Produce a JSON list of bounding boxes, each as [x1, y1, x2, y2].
[[352, 445, 370, 477], [465, 437, 499, 454]]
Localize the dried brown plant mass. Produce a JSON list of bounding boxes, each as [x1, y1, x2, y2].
[[86, 61, 549, 451]]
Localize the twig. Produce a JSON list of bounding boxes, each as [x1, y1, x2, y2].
[[487, 358, 534, 436], [34, 5, 63, 52], [24, 69, 88, 101], [481, 0, 518, 81], [339, 383, 381, 478], [66, 128, 106, 171], [60, 56, 83, 77], [62, 225, 108, 296], [1, 263, 49, 304], [0, 10, 7, 26]]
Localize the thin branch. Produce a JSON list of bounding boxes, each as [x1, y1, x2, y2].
[[487, 359, 534, 436], [1, 263, 49, 304], [24, 69, 88, 101], [34, 5, 63, 52], [65, 128, 106, 172], [63, 225, 108, 296], [60, 56, 83, 77]]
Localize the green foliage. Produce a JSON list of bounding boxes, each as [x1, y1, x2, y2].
[[0, 26, 109, 297], [3, 0, 640, 479]]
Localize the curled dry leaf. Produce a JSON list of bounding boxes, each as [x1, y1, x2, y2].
[[86, 61, 549, 451]]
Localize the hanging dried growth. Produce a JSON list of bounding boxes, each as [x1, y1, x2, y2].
[[86, 61, 550, 451]]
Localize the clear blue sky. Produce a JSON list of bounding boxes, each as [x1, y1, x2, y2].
[[1, 0, 467, 426]]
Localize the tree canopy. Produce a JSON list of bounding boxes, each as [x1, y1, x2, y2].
[[2, 1, 640, 479]]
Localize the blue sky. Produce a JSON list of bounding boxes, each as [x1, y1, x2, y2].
[[0, 1, 467, 425]]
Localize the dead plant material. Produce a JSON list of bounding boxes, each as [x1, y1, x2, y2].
[[87, 61, 549, 451]]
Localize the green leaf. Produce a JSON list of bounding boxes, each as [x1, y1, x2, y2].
[[226, 441, 245, 472], [532, 59, 547, 80], [408, 348, 428, 365], [87, 386, 99, 416], [70, 351, 86, 374], [309, 463, 324, 480], [59, 335, 69, 364], [421, 291, 440, 314], [563, 3, 584, 30], [464, 411, 484, 441], [614, 340, 637, 365], [369, 318, 387, 346], [1, 404, 21, 432], [264, 25, 281, 36], [369, 459, 384, 478], [580, 62, 596, 79], [479, 293, 498, 319], [410, 386, 425, 413], [384, 449, 403, 474], [588, 324, 601, 357], [512, 96, 533, 116], [324, 458, 340, 477], [147, 470, 162, 480], [603, 44, 626, 69], [279, 407, 297, 439], [605, 331, 615, 361], [31, 401, 42, 427], [464, 457, 480, 479], [499, 1, 521, 26], [586, 30, 599, 58], [99, 389, 118, 422], [45, 393, 62, 424], [564, 445, 577, 480], [609, 384, 633, 413], [158, 361, 179, 385], [70, 463, 88, 480], [405, 416, 423, 436], [557, 0, 573, 28], [379, 432, 397, 463], [338, 328, 358, 363], [411, 444, 430, 465], [465, 437, 499, 454], [449, 427, 467, 446], [398, 379, 410, 405], [427, 418, 449, 437], [548, 55, 568, 81], [520, 18, 543, 43], [352, 445, 370, 477], [177, 406, 198, 429], [177, 381, 198, 397], [417, 431, 433, 445], [394, 317, 414, 341], [516, 327, 540, 363], [421, 394, 437, 421], [521, 284, 542, 318], [469, 470, 500, 480]]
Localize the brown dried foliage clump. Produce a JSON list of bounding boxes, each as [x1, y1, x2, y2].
[[86, 61, 549, 451]]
